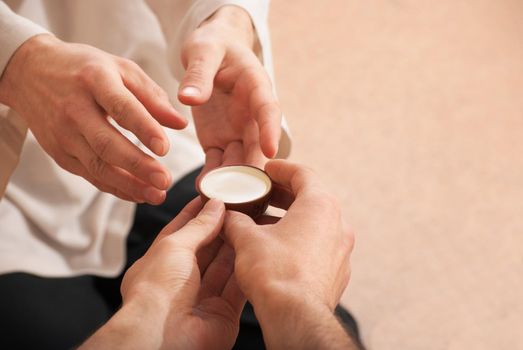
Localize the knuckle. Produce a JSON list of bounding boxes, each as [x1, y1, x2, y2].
[[107, 94, 130, 122], [127, 155, 142, 173], [118, 57, 140, 71], [188, 210, 217, 230], [243, 65, 272, 87], [188, 216, 209, 229], [88, 156, 107, 178], [185, 59, 207, 84], [77, 62, 105, 87], [92, 132, 113, 159]]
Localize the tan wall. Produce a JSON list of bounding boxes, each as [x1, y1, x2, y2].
[[269, 1, 523, 349]]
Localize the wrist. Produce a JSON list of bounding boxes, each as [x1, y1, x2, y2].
[[81, 294, 170, 349], [254, 287, 329, 322], [0, 33, 58, 108], [203, 5, 255, 49], [251, 280, 332, 318], [252, 289, 335, 349]]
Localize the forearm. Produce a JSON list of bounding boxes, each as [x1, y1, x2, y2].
[[79, 297, 169, 350], [254, 293, 360, 350]]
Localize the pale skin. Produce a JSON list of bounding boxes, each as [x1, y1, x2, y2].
[[179, 6, 281, 180], [80, 160, 360, 350], [0, 5, 281, 204]]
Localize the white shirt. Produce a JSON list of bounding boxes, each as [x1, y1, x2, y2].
[[0, 0, 290, 277]]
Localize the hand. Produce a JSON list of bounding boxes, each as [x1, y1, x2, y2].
[[223, 160, 356, 349], [177, 6, 282, 181], [0, 34, 187, 204], [115, 198, 245, 350], [223, 160, 354, 313]]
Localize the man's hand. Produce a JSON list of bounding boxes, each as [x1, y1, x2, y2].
[[224, 160, 353, 310], [178, 6, 282, 181], [81, 198, 245, 350], [223, 160, 358, 349], [0, 34, 187, 204]]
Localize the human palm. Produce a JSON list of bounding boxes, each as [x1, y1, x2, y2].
[[178, 6, 282, 178], [192, 67, 270, 171]]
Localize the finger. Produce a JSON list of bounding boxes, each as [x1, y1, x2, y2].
[[196, 147, 223, 189], [174, 199, 226, 251], [77, 110, 172, 191], [60, 154, 138, 202], [243, 119, 267, 168], [265, 160, 323, 196], [155, 197, 204, 241], [222, 211, 258, 251], [249, 90, 281, 159], [240, 67, 281, 158], [196, 237, 224, 276], [65, 133, 166, 204], [221, 274, 247, 317], [222, 141, 244, 165], [199, 244, 235, 300], [120, 58, 188, 129], [90, 70, 170, 156], [178, 36, 226, 105]]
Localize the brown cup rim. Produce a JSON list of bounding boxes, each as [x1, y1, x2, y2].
[[197, 164, 273, 205]]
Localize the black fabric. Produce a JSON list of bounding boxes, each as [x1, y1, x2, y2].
[[0, 167, 363, 349]]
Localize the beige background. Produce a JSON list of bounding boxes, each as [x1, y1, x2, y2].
[[269, 1, 523, 349]]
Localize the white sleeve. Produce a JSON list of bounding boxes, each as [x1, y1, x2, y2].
[[0, 1, 49, 78], [0, 2, 49, 197], [146, 0, 291, 158]]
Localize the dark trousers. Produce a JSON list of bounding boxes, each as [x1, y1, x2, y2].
[[0, 168, 363, 349]]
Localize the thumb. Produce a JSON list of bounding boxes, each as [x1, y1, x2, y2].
[[178, 41, 225, 105], [223, 211, 257, 251], [175, 199, 225, 250]]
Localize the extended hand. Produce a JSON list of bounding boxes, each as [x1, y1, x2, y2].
[[178, 6, 282, 180], [0, 34, 187, 204]]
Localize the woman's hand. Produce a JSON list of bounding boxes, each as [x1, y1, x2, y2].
[[178, 6, 282, 181]]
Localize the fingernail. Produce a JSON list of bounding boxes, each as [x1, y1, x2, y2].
[[181, 86, 200, 97], [143, 187, 166, 204], [150, 137, 167, 155], [149, 172, 169, 190]]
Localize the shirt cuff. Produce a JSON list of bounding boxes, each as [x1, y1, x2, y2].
[[0, 2, 49, 77], [0, 2, 49, 197]]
